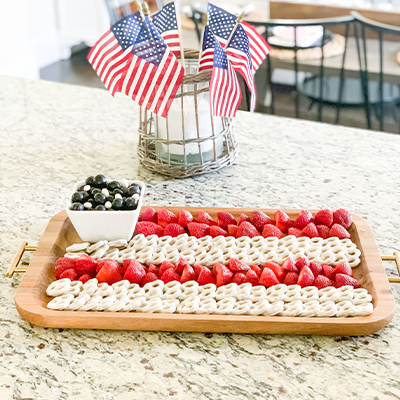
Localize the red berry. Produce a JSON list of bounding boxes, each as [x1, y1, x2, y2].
[[281, 257, 298, 272], [287, 227, 302, 238], [210, 225, 228, 238], [214, 263, 233, 287], [236, 221, 260, 238], [123, 263, 146, 285], [187, 222, 210, 238], [60, 268, 78, 281], [262, 224, 284, 239], [96, 261, 122, 285], [295, 257, 310, 269], [274, 210, 292, 232], [135, 221, 164, 237], [175, 258, 189, 274], [314, 275, 334, 289], [252, 210, 275, 232], [76, 254, 97, 278], [198, 211, 217, 226], [159, 261, 175, 277], [245, 269, 259, 286], [217, 212, 237, 230], [227, 225, 238, 237], [178, 209, 194, 228], [158, 209, 178, 228], [164, 223, 186, 237], [259, 268, 280, 287], [78, 274, 91, 284], [160, 268, 181, 284], [333, 208, 352, 229], [283, 271, 299, 286], [192, 265, 203, 280], [232, 272, 247, 285], [293, 210, 313, 230], [138, 207, 158, 223], [55, 258, 76, 279], [333, 261, 353, 277], [180, 265, 196, 283], [309, 261, 323, 277], [335, 273, 360, 288], [322, 264, 335, 280], [238, 213, 250, 225], [228, 258, 250, 272], [148, 263, 159, 277], [297, 266, 315, 288], [263, 262, 285, 283], [250, 265, 262, 278], [142, 272, 159, 285], [122, 259, 144, 275], [316, 225, 330, 239], [302, 222, 319, 238], [197, 266, 216, 285], [314, 209, 333, 227], [329, 224, 350, 239]]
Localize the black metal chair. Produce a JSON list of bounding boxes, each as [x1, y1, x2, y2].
[[351, 11, 400, 132]]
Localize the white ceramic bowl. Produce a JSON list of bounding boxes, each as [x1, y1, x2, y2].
[[66, 179, 145, 242]]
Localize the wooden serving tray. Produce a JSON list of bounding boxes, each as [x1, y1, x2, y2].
[[15, 208, 395, 335]]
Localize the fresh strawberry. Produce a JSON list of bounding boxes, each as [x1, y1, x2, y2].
[[160, 268, 181, 284], [333, 261, 353, 277], [178, 209, 194, 228], [316, 225, 330, 239], [302, 222, 319, 238], [250, 264, 263, 278], [214, 263, 233, 287], [159, 261, 175, 277], [227, 224, 238, 237], [283, 271, 299, 285], [333, 208, 352, 229], [55, 258, 76, 279], [293, 210, 313, 230], [263, 262, 285, 282], [314, 275, 334, 289], [210, 225, 228, 238], [60, 268, 78, 281], [252, 210, 275, 232], [238, 213, 250, 225], [329, 224, 350, 239], [274, 210, 293, 232], [259, 268, 280, 287], [124, 263, 146, 284], [217, 212, 237, 230], [297, 266, 315, 288], [180, 265, 196, 283], [232, 272, 247, 285], [123, 259, 144, 275], [322, 264, 335, 280], [197, 266, 216, 285], [192, 264, 203, 280], [245, 269, 259, 286], [175, 258, 189, 274], [237, 221, 260, 238], [187, 222, 210, 238], [135, 221, 164, 237], [157, 209, 178, 228], [281, 257, 298, 272], [228, 258, 250, 272], [262, 224, 284, 239], [295, 257, 310, 269], [164, 223, 186, 237], [138, 207, 158, 223], [142, 272, 158, 285], [197, 211, 217, 226], [314, 209, 333, 227], [287, 227, 302, 238], [148, 264, 159, 277], [335, 273, 360, 288], [78, 274, 91, 284], [309, 261, 323, 277], [96, 261, 122, 285]]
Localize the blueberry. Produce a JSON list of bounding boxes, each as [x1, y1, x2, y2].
[[107, 181, 121, 191], [106, 195, 114, 203], [78, 185, 86, 192], [87, 198, 95, 205], [124, 197, 138, 210], [94, 174, 107, 188], [71, 192, 84, 203], [112, 198, 124, 210], [113, 188, 124, 195], [95, 205, 106, 211], [70, 202, 85, 211], [90, 188, 102, 197], [127, 185, 141, 196], [81, 191, 90, 202], [86, 176, 95, 186], [94, 193, 106, 204]]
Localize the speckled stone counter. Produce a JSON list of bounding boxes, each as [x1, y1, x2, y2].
[[1, 76, 400, 400]]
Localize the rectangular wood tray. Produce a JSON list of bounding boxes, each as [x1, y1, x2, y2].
[[15, 207, 395, 335]]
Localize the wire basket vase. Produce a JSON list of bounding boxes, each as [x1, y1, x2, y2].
[[137, 50, 237, 178]]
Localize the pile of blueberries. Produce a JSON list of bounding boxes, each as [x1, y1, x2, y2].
[[69, 175, 141, 211]]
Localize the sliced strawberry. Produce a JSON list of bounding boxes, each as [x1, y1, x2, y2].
[[60, 268, 78, 281], [192, 264, 203, 280], [250, 265, 262, 278], [329, 224, 350, 239], [333, 208, 352, 229], [259, 268, 280, 287], [55, 258, 76, 279], [287, 227, 302, 238], [217, 212, 237, 230], [228, 258, 250, 272], [297, 266, 314, 288], [180, 264, 196, 283], [159, 261, 175, 276], [148, 263, 159, 277], [175, 258, 189, 274], [316, 225, 330, 239], [197, 266, 216, 285], [238, 213, 250, 225], [178, 209, 194, 228], [281, 257, 298, 272], [293, 210, 313, 230], [123, 263, 146, 284], [227, 224, 238, 237], [314, 275, 334, 289], [333, 261, 353, 277], [214, 263, 233, 287], [135, 221, 164, 237], [210, 225, 228, 238], [122, 259, 144, 275], [309, 261, 323, 277], [335, 273, 360, 288], [322, 264, 335, 280], [78, 274, 91, 284], [263, 261, 285, 282], [314, 209, 333, 227], [302, 222, 319, 238], [245, 269, 259, 286], [274, 210, 293, 232], [142, 272, 159, 285], [164, 223, 186, 237], [262, 224, 284, 239], [236, 221, 260, 238], [283, 271, 299, 286], [160, 268, 181, 284], [187, 222, 210, 238], [138, 207, 158, 223], [96, 261, 122, 285], [232, 272, 247, 285], [252, 210, 275, 232], [295, 257, 310, 269], [198, 210, 217, 226], [158, 209, 178, 228]]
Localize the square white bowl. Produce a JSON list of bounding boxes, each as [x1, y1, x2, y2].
[[66, 179, 145, 242]]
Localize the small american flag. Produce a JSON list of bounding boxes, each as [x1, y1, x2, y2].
[[198, 25, 215, 71], [208, 3, 270, 71], [151, 2, 181, 57], [120, 15, 184, 118], [210, 41, 241, 117], [88, 13, 143, 96]]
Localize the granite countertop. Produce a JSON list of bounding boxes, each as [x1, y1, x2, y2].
[[1, 76, 400, 400]]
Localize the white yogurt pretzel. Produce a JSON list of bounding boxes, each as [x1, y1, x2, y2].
[[179, 286, 199, 300], [121, 296, 146, 311], [214, 298, 235, 314], [93, 283, 113, 297], [66, 293, 91, 310], [112, 286, 128, 299], [47, 294, 74, 310], [352, 291, 372, 305], [46, 279, 71, 297], [336, 301, 356, 317], [266, 301, 284, 316], [108, 239, 128, 248], [185, 236, 199, 250], [216, 283, 238, 300], [77, 295, 102, 311], [231, 300, 252, 315], [66, 281, 83, 296], [266, 285, 287, 302], [299, 301, 320, 317], [300, 287, 319, 302], [135, 248, 153, 264], [318, 287, 340, 303], [137, 297, 163, 313], [86, 241, 108, 253], [248, 300, 270, 316], [236, 283, 252, 300], [127, 285, 145, 298], [64, 252, 87, 259], [250, 286, 267, 302], [196, 298, 217, 314], [181, 281, 199, 290], [159, 298, 180, 313], [66, 243, 90, 253], [280, 300, 303, 317], [198, 284, 216, 300], [128, 234, 146, 250], [353, 302, 373, 316], [81, 279, 99, 296], [317, 301, 338, 317], [283, 285, 302, 302], [177, 297, 200, 314], [105, 298, 128, 312], [163, 286, 182, 300], [100, 248, 119, 260], [92, 295, 116, 311], [143, 280, 164, 299], [337, 286, 354, 301]]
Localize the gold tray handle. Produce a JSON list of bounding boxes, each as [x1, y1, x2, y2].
[[6, 241, 37, 278], [382, 251, 400, 283]]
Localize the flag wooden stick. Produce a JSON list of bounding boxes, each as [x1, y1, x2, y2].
[[142, 1, 150, 17], [174, 0, 185, 69], [224, 11, 245, 49], [135, 0, 145, 19], [197, 13, 208, 72]]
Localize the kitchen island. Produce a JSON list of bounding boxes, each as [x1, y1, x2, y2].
[[0, 76, 399, 400]]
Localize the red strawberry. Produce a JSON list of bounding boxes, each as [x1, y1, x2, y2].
[[164, 223, 186, 237], [282, 257, 298, 272], [238, 213, 250, 225], [316, 225, 330, 239], [55, 258, 76, 279], [138, 207, 158, 223], [295, 257, 310, 269], [237, 221, 260, 238], [178, 209, 194, 228], [197, 266, 216, 285], [250, 265, 262, 278], [309, 261, 323, 277], [158, 209, 178, 228], [314, 275, 334, 289], [142, 272, 158, 285], [192, 264, 203, 280], [124, 263, 146, 284], [214, 263, 233, 287], [78, 274, 91, 284], [263, 262, 285, 282], [302, 222, 319, 238], [96, 261, 122, 285], [252, 210, 275, 232], [287, 227, 302, 238], [148, 264, 159, 277], [187, 222, 210, 238], [293, 210, 313, 230], [60, 268, 78, 281], [333, 208, 352, 229], [227, 225, 238, 237], [259, 268, 280, 287], [228, 258, 250, 272], [274, 210, 293, 232], [160, 268, 181, 284], [123, 259, 144, 275], [335, 273, 360, 288], [329, 224, 350, 239], [284, 271, 299, 285], [262, 224, 284, 239], [231, 272, 246, 285], [245, 269, 259, 286], [180, 265, 196, 283], [297, 266, 314, 288], [135, 221, 164, 237], [210, 225, 228, 238], [175, 258, 189, 274], [333, 261, 353, 277], [217, 212, 237, 230], [159, 261, 175, 276], [314, 209, 333, 227], [322, 264, 335, 280], [198, 211, 217, 226]]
